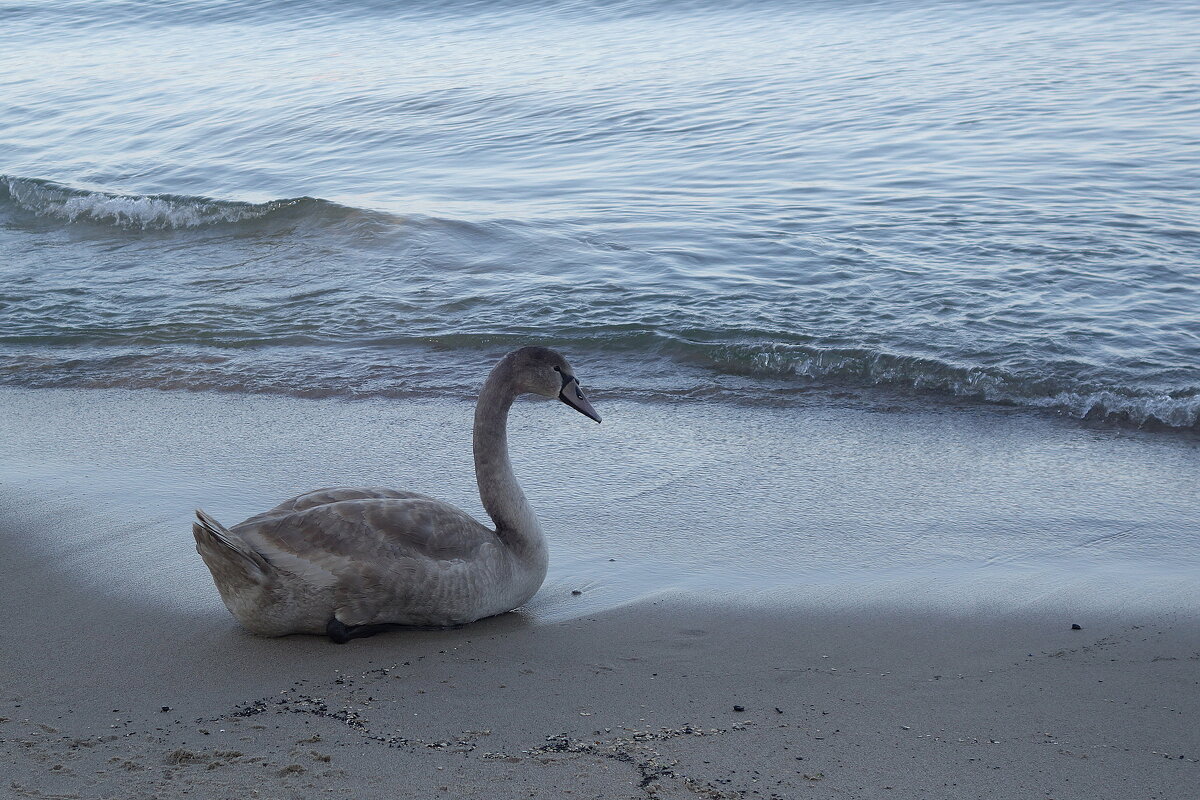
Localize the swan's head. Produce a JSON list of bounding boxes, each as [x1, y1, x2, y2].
[[508, 346, 602, 423]]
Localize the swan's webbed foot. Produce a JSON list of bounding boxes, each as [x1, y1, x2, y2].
[[326, 618, 403, 644], [326, 618, 468, 643], [326, 618, 352, 644]]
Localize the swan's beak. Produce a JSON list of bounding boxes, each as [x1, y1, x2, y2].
[[559, 377, 601, 423]]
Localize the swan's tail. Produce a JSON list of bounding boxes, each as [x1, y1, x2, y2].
[[192, 509, 271, 582]]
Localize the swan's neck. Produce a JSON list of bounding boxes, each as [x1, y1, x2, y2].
[[473, 365, 545, 562]]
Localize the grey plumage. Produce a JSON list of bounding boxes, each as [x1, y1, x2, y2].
[[191, 347, 599, 638]]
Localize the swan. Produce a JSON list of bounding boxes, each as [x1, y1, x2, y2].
[[192, 346, 601, 643]]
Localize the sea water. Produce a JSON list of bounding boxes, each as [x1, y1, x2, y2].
[[2, 0, 1198, 430]]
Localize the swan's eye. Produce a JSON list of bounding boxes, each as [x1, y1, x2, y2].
[[553, 366, 561, 372]]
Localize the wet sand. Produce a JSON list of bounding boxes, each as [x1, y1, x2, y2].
[[1, 387, 1197, 797]]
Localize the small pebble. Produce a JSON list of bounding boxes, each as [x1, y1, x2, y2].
[[1071, 623, 1082, 630], [160, 707, 170, 713], [733, 705, 745, 712], [571, 590, 582, 596], [775, 707, 784, 714]]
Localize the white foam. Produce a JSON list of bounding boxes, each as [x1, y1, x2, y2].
[[2, 176, 285, 229], [1038, 389, 1200, 429], [742, 346, 1199, 429]]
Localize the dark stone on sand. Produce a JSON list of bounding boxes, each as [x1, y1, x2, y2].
[[160, 706, 170, 713], [1071, 623, 1082, 630], [775, 707, 784, 714], [733, 705, 745, 712], [571, 590, 582, 595]]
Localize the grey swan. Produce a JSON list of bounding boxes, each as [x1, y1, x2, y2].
[[192, 346, 601, 643]]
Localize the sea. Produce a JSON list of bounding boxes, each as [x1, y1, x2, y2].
[[2, 0, 1198, 432]]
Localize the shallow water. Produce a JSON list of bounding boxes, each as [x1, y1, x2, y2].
[[2, 0, 1199, 429], [1, 388, 1196, 620]]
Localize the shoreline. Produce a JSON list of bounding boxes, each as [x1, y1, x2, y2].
[[1, 385, 1196, 608]]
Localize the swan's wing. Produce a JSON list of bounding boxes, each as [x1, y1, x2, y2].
[[241, 487, 433, 526], [231, 496, 497, 587]]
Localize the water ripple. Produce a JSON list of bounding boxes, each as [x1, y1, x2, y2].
[[1, 0, 1198, 431]]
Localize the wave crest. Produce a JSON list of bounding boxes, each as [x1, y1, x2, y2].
[[1034, 390, 1200, 430], [0, 176, 336, 230], [708, 343, 1200, 430]]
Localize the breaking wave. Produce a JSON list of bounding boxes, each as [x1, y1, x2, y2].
[[711, 344, 1200, 430], [0, 176, 358, 230]]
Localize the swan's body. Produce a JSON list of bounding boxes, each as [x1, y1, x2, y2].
[[192, 347, 600, 642]]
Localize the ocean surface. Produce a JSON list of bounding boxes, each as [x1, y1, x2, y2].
[[2, 0, 1199, 431]]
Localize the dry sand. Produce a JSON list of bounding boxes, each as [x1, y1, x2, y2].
[[2, 580, 1197, 799]]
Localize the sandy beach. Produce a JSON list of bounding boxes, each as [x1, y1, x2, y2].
[[1, 387, 1197, 798], [6, 0, 1200, 795], [3, 585, 1198, 799]]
